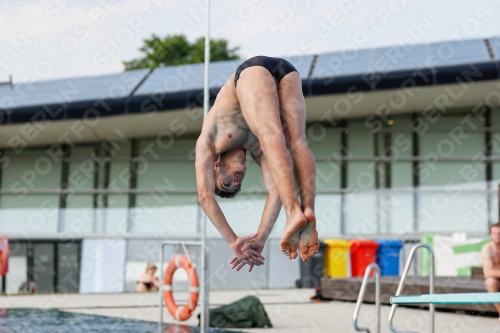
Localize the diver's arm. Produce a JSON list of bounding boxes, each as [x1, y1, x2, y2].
[[230, 152, 280, 271], [195, 136, 264, 266], [195, 137, 237, 245]]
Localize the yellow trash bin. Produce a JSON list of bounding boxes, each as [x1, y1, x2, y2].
[[323, 239, 351, 277]]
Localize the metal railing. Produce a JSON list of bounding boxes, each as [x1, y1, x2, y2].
[[388, 243, 434, 333], [158, 240, 208, 333], [352, 263, 381, 333]]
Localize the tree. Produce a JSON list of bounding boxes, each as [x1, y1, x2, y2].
[[123, 34, 239, 70]]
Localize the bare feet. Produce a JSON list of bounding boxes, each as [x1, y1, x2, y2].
[[280, 211, 307, 259], [298, 208, 319, 261]]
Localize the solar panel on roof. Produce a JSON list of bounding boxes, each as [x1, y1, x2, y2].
[[489, 37, 500, 60], [311, 49, 373, 78], [76, 70, 149, 101], [0, 70, 149, 108], [0, 84, 12, 96], [429, 39, 490, 67], [2, 37, 496, 109], [134, 56, 314, 96], [14, 77, 94, 108], [0, 85, 15, 110], [134, 60, 242, 96], [372, 44, 429, 72], [133, 64, 197, 96]]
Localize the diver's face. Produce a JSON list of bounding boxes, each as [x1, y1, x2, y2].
[[214, 161, 246, 193]]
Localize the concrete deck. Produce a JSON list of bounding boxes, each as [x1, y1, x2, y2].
[[0, 289, 498, 332]]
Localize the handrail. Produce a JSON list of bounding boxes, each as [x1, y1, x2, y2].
[[388, 243, 434, 333], [353, 263, 381, 333]]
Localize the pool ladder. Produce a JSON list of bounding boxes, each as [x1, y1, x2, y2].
[[388, 243, 434, 333], [352, 263, 381, 333], [352, 243, 435, 333]]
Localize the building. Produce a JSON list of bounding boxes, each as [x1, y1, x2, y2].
[[0, 37, 499, 294]]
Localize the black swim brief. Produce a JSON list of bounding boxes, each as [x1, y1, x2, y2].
[[234, 56, 298, 87]]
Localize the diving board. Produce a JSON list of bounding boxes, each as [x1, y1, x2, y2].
[[391, 292, 500, 305]]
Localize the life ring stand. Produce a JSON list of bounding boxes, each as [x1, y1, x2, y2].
[[162, 255, 199, 321]]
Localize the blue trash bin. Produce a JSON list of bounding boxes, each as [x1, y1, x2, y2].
[[376, 239, 404, 276]]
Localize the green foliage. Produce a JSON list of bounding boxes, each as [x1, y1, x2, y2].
[[123, 34, 239, 70]]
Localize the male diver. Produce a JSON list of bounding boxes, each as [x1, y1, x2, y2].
[[195, 56, 319, 271]]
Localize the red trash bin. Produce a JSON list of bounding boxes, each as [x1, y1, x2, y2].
[[349, 240, 379, 277]]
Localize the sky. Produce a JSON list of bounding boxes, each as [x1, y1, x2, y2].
[[0, 0, 499, 83]]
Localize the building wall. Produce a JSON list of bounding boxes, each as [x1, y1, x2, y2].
[[1, 108, 499, 240], [1, 107, 500, 292]]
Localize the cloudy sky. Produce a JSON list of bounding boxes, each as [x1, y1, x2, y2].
[[0, 0, 499, 83]]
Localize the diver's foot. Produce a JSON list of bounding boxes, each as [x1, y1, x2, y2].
[[298, 208, 319, 262], [280, 211, 308, 259]]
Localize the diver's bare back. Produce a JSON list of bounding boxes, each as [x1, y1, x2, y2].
[[205, 73, 262, 157]]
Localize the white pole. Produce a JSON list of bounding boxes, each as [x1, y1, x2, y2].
[[200, 0, 211, 332], [158, 245, 164, 333], [203, 1, 211, 119]]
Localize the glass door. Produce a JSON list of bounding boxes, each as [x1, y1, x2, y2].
[[33, 243, 55, 293], [56, 242, 80, 292]]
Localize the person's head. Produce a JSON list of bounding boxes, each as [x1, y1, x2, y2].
[[214, 147, 247, 199], [146, 262, 157, 275], [490, 223, 500, 245]]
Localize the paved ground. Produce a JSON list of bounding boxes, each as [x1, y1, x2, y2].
[[0, 289, 498, 332]]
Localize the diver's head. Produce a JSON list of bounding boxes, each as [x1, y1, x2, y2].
[[214, 147, 246, 199]]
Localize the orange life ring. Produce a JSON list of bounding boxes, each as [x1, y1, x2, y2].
[[0, 236, 9, 277], [163, 255, 199, 321]]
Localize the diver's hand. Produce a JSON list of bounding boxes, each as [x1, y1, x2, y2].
[[229, 236, 266, 272], [229, 233, 265, 271]]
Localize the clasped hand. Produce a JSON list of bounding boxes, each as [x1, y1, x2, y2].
[[229, 233, 265, 272]]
